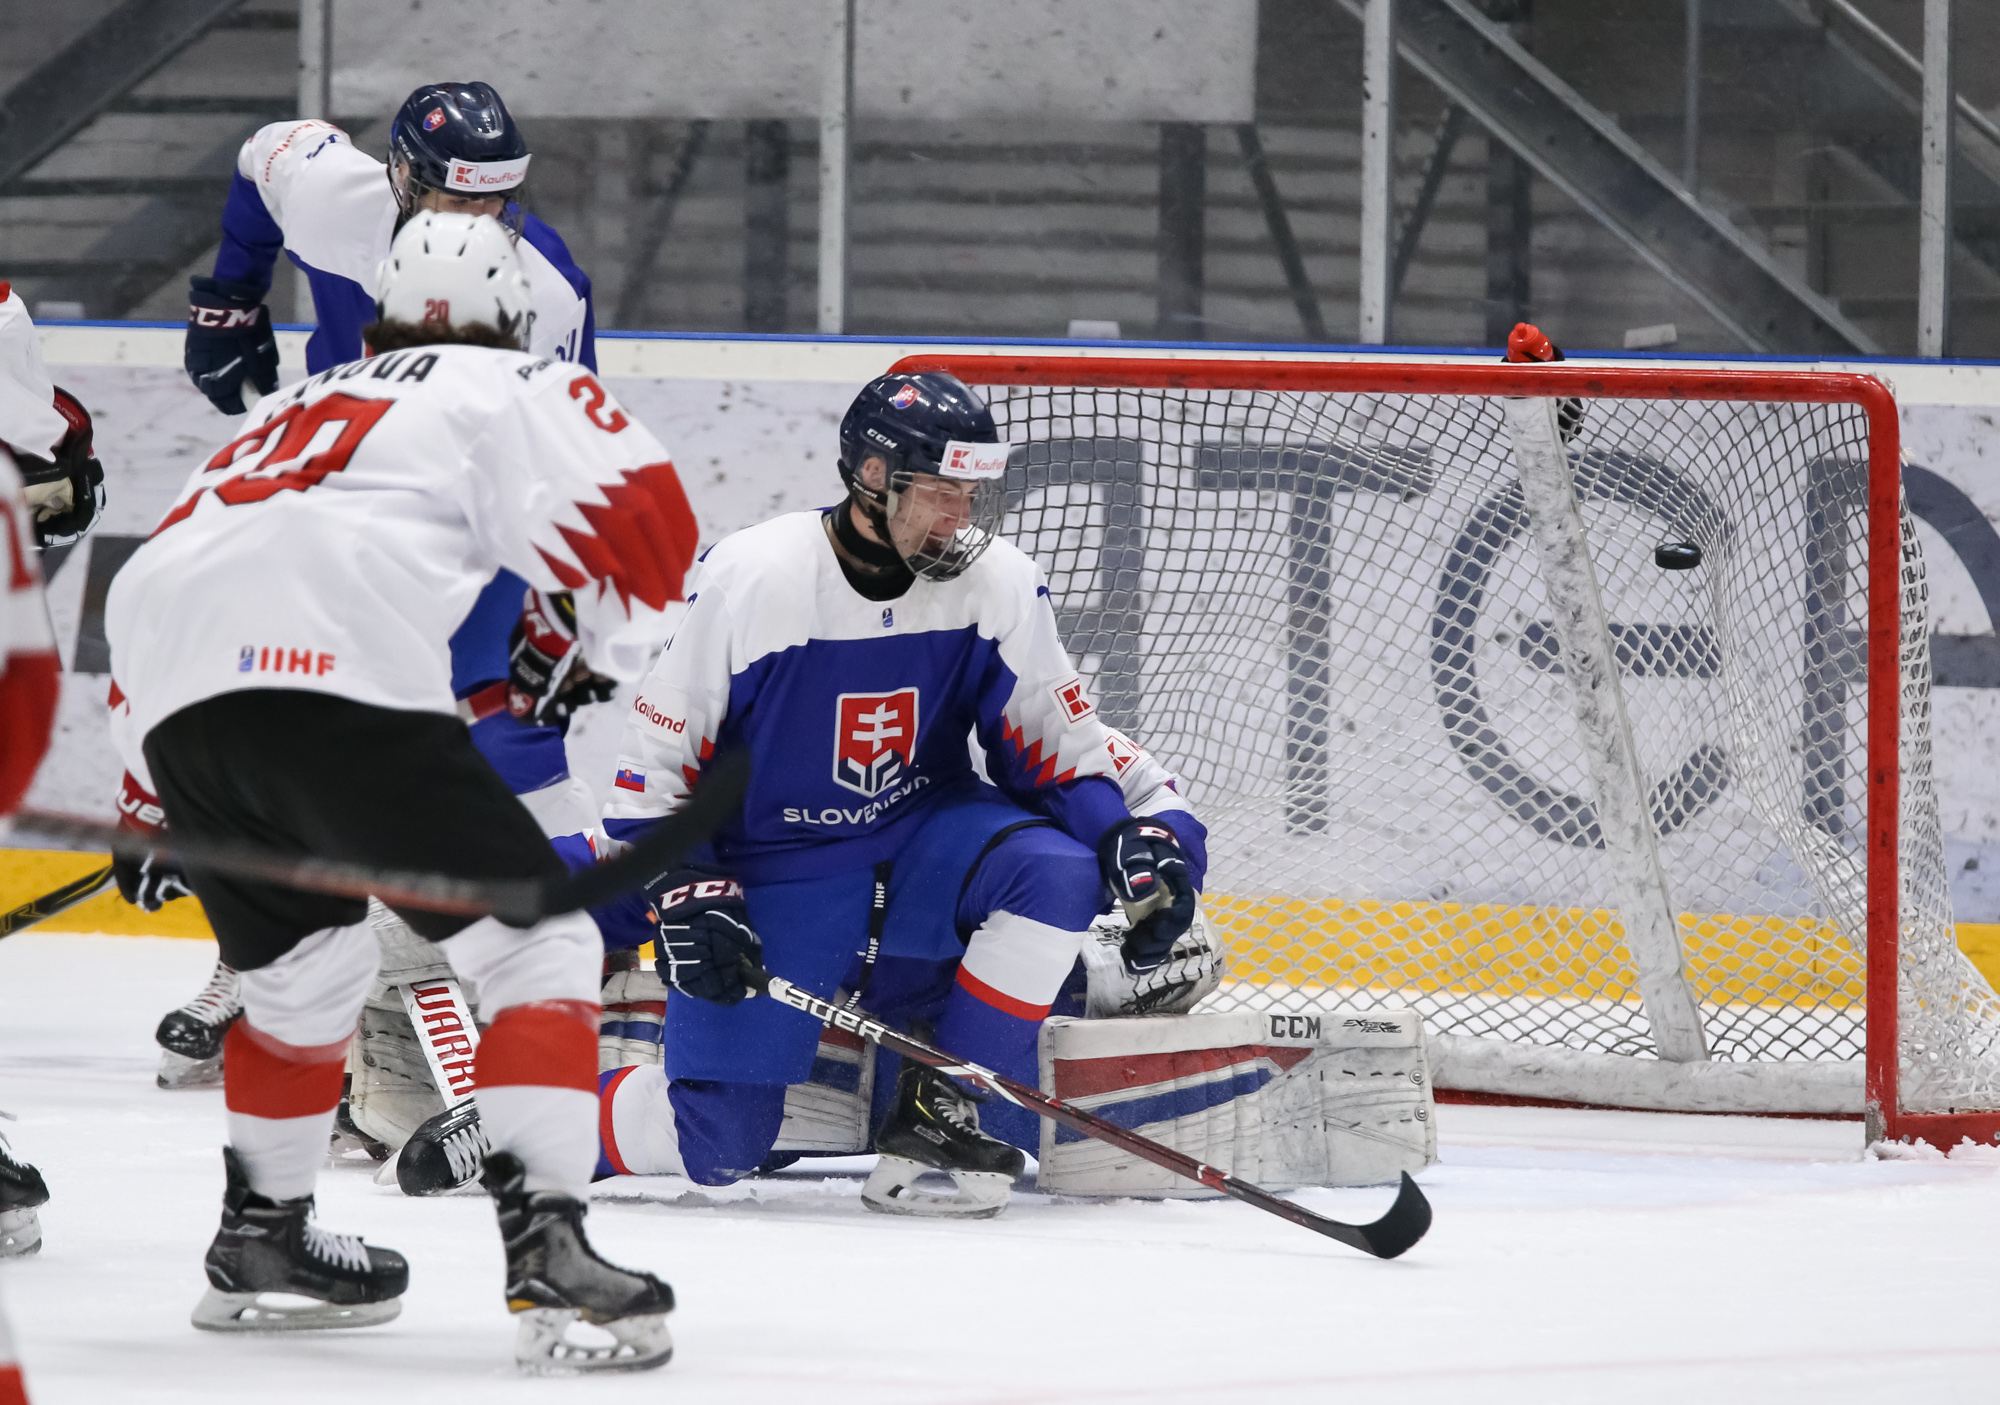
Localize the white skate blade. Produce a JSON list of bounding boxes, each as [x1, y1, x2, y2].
[[861, 1155, 1013, 1219], [0, 1207, 41, 1258], [373, 1149, 402, 1186], [512, 1307, 673, 1375], [191, 1287, 402, 1332], [156, 1050, 224, 1090]]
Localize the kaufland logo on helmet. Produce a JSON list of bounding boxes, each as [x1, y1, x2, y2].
[[833, 688, 918, 798], [422, 107, 447, 131], [891, 384, 921, 409], [445, 154, 530, 191]]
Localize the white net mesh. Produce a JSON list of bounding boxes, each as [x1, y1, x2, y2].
[[984, 376, 2000, 1115]]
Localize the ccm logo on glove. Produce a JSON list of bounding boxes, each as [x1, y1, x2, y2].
[[657, 876, 742, 909]]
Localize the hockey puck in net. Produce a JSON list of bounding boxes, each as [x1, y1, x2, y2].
[[1654, 541, 1703, 570]]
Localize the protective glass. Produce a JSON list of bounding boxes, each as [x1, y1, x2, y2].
[[885, 442, 1010, 580]]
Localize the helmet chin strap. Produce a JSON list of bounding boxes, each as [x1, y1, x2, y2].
[[828, 467, 915, 604]]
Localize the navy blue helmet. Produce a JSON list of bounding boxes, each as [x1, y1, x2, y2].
[[838, 372, 998, 490], [838, 372, 1008, 581], [388, 82, 530, 221]]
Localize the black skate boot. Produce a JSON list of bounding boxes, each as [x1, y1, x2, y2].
[[863, 1062, 1025, 1219], [396, 1097, 488, 1196], [482, 1150, 674, 1375], [156, 961, 241, 1090], [0, 1126, 49, 1258], [330, 1083, 390, 1165], [191, 1146, 408, 1332]]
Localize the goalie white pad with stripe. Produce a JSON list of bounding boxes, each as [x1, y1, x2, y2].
[[1035, 1009, 1435, 1195]]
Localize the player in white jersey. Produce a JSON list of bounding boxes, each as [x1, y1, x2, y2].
[[0, 285, 105, 552], [149, 85, 613, 1088], [0, 441, 62, 1404], [587, 371, 1209, 1217], [104, 213, 696, 1372]]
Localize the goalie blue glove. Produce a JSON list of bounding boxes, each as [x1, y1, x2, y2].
[[1097, 817, 1198, 972], [651, 868, 761, 1005]]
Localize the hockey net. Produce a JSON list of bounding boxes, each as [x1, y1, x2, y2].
[[892, 353, 2000, 1146]]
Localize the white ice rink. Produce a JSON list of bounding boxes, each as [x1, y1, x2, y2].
[[4, 932, 2000, 1404]]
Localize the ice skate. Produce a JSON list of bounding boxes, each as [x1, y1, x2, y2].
[[0, 1127, 48, 1258], [155, 961, 241, 1090], [329, 1088, 390, 1164], [482, 1151, 674, 1375], [862, 1063, 1024, 1219], [395, 1097, 488, 1196], [191, 1146, 407, 1332]]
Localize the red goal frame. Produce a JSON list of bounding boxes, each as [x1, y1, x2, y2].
[[888, 352, 1972, 1148]]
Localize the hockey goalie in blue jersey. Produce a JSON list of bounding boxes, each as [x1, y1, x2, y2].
[[589, 371, 1210, 1217]]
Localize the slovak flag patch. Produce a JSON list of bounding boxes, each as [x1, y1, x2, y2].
[[422, 107, 447, 131], [614, 767, 646, 793]]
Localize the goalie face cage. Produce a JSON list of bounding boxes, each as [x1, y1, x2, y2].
[[888, 353, 2000, 1150]]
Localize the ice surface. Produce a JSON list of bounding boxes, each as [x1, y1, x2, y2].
[[5, 933, 2000, 1403]]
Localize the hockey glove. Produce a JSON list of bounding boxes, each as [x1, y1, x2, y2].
[[1504, 320, 1583, 443], [652, 868, 761, 1005], [1097, 817, 1198, 972], [507, 590, 616, 735], [111, 773, 194, 913], [15, 387, 105, 550], [185, 275, 279, 415]]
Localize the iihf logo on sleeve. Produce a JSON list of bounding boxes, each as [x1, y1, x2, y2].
[[832, 688, 919, 798]]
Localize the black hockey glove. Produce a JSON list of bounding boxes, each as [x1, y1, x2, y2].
[[15, 387, 105, 550], [507, 590, 616, 735], [112, 773, 194, 913], [1098, 817, 1198, 973], [652, 868, 762, 1005], [185, 275, 279, 415]]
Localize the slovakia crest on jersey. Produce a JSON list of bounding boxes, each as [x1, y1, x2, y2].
[[833, 688, 919, 798]]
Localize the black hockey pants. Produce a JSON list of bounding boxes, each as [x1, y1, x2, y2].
[[143, 689, 567, 970]]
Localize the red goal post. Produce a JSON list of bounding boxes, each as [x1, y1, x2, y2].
[[886, 352, 1992, 1149]]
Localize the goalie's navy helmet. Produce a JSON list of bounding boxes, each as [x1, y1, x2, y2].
[[388, 81, 530, 214], [838, 372, 1009, 582]]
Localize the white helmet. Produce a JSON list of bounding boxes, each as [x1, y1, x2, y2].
[[373, 210, 531, 345]]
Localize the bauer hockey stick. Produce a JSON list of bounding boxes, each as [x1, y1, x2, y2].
[[746, 963, 1433, 1259], [0, 863, 114, 938], [7, 752, 750, 929]]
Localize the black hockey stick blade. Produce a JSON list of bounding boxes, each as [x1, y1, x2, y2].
[[0, 863, 114, 939], [1331, 1171, 1431, 1260], [745, 964, 1432, 1258]]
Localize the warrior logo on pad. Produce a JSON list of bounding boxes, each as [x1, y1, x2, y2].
[[833, 688, 919, 798]]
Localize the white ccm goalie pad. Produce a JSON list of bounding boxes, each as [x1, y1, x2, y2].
[[1036, 1009, 1436, 1196]]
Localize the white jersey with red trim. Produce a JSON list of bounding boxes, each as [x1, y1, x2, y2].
[[0, 285, 66, 460], [236, 121, 589, 364], [0, 447, 58, 813], [104, 345, 697, 782], [599, 508, 1197, 884]]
